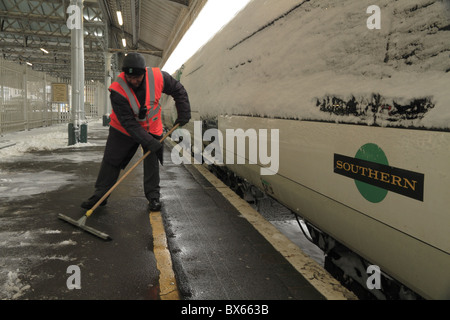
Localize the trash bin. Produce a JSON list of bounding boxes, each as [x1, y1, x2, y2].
[[68, 123, 76, 146], [80, 123, 88, 143], [102, 114, 110, 126], [68, 123, 88, 145]]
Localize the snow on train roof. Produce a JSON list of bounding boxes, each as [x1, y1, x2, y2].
[[179, 0, 450, 130]]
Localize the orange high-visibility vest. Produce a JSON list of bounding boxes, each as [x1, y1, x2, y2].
[[109, 67, 164, 136]]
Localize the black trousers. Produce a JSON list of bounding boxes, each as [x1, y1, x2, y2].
[[93, 127, 163, 201]]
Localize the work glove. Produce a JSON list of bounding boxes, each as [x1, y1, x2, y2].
[[147, 138, 162, 153], [174, 118, 189, 127], [138, 106, 147, 120]]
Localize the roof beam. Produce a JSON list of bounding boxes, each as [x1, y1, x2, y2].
[[166, 0, 189, 8], [109, 25, 162, 52], [130, 0, 140, 48], [109, 48, 162, 57]]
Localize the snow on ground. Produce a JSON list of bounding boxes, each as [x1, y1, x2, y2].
[[0, 226, 78, 299], [0, 119, 104, 299], [0, 119, 105, 162], [0, 119, 105, 199]]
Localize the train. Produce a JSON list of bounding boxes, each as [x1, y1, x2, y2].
[[161, 0, 450, 299]]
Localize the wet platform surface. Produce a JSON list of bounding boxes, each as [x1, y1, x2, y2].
[[0, 120, 353, 301]]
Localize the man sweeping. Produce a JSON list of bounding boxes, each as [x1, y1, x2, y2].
[[81, 52, 191, 212]]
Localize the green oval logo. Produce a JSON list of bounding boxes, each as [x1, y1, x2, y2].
[[354, 143, 388, 203]]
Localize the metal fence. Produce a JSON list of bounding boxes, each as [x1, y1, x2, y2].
[[0, 57, 106, 135]]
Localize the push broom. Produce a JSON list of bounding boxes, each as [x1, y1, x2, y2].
[[58, 124, 180, 240]]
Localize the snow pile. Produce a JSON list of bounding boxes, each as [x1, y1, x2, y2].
[[0, 120, 104, 162], [0, 120, 106, 201], [0, 229, 76, 299], [177, 0, 450, 130], [2, 270, 31, 300], [0, 120, 106, 299]]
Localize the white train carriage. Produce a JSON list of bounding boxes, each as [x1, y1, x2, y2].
[[162, 0, 450, 299]]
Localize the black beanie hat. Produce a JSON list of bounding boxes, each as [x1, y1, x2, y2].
[[122, 53, 146, 75]]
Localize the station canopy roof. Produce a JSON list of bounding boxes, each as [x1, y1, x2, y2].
[[0, 0, 207, 82]]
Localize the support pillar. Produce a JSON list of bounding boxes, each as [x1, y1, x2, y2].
[[68, 0, 87, 145]]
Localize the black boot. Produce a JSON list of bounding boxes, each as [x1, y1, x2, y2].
[[81, 195, 108, 209], [148, 198, 162, 212]]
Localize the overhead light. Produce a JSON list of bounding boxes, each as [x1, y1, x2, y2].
[[122, 38, 127, 47], [40, 48, 49, 54], [117, 11, 123, 26], [26, 62, 32, 66]]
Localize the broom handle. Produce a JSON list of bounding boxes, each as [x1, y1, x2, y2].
[[86, 124, 180, 217]]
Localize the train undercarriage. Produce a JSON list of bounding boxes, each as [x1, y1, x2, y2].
[[204, 161, 423, 300]]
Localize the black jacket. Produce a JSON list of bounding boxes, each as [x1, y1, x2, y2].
[[110, 70, 191, 150]]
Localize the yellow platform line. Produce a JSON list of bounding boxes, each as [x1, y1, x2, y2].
[[149, 210, 180, 300]]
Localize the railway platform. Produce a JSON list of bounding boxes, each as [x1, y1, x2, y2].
[[0, 120, 355, 301]]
